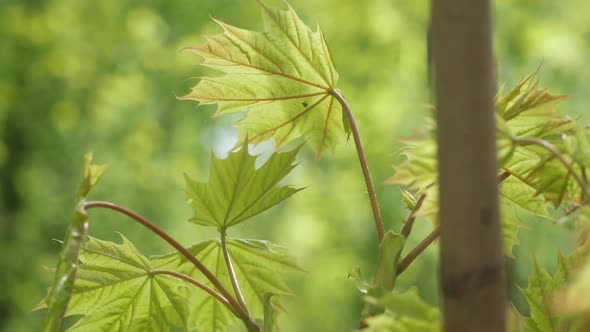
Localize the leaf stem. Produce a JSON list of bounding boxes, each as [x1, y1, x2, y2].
[[150, 269, 238, 316], [514, 137, 590, 200], [497, 170, 511, 183], [400, 191, 428, 238], [395, 172, 511, 275], [330, 89, 384, 243], [220, 229, 250, 312], [82, 201, 256, 329], [396, 226, 440, 275]]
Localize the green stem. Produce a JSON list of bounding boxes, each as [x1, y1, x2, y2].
[[42, 201, 89, 332], [514, 137, 590, 200], [330, 89, 385, 243], [220, 229, 249, 312], [83, 201, 257, 330], [150, 269, 238, 316]]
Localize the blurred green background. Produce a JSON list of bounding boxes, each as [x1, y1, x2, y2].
[[1, 0, 588, 331]]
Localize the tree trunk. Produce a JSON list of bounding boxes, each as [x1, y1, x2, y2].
[[431, 0, 506, 331]]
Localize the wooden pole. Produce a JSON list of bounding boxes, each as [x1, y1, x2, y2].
[[431, 0, 507, 331]]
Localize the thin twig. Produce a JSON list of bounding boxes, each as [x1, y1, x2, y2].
[[83, 201, 258, 330], [395, 170, 517, 276], [514, 137, 590, 200], [397, 226, 440, 275], [220, 229, 249, 312], [330, 89, 385, 243], [497, 170, 511, 183], [150, 269, 238, 316], [400, 191, 428, 238]]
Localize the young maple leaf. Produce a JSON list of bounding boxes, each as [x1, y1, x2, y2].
[[184, 142, 303, 230], [180, 0, 345, 158]]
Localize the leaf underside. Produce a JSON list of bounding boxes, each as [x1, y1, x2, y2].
[[181, 0, 345, 158], [39, 235, 190, 332], [363, 287, 440, 332], [184, 142, 303, 229], [151, 237, 303, 332]]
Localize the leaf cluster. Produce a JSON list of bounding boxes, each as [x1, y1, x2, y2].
[[388, 70, 587, 256], [38, 143, 305, 331], [38, 1, 346, 330], [36, 0, 590, 331]]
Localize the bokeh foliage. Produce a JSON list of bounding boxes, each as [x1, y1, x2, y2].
[[1, 0, 589, 331]]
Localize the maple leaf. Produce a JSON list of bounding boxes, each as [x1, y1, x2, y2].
[[496, 72, 572, 140], [184, 142, 303, 230], [500, 177, 552, 257], [180, 0, 345, 158], [36, 235, 190, 332], [387, 70, 583, 255], [385, 127, 437, 192], [362, 287, 440, 332], [151, 238, 303, 332], [513, 233, 590, 332], [551, 223, 590, 328], [498, 71, 581, 206]]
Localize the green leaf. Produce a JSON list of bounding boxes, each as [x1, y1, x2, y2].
[[38, 153, 107, 332], [262, 293, 281, 332], [388, 70, 580, 255], [518, 261, 558, 331], [497, 72, 572, 140], [361, 231, 405, 318], [503, 144, 582, 206], [151, 238, 303, 332], [348, 265, 371, 294], [500, 177, 552, 256], [400, 188, 418, 211], [517, 243, 590, 332], [386, 127, 437, 191], [363, 287, 440, 332], [180, 0, 344, 158], [185, 142, 302, 229], [40, 235, 190, 332], [78, 152, 109, 198], [552, 228, 590, 325], [564, 127, 590, 169], [498, 72, 582, 206], [373, 231, 405, 294]]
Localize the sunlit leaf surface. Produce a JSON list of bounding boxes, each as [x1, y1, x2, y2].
[[181, 1, 345, 158], [184, 142, 302, 229], [39, 235, 190, 332], [151, 238, 303, 332]]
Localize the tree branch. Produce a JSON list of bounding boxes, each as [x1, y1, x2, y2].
[[397, 226, 440, 275], [396, 171, 512, 276]]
